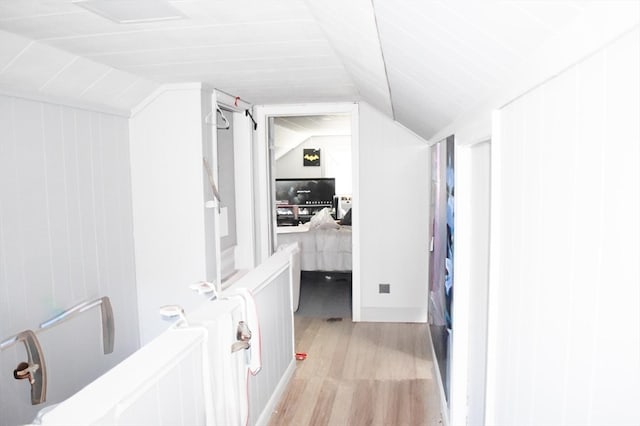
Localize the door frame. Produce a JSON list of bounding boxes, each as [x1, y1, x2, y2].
[[253, 102, 361, 320]]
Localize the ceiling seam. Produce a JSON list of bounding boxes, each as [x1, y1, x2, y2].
[[0, 41, 34, 75], [121, 54, 338, 69], [79, 68, 112, 97], [84, 39, 330, 57], [38, 19, 319, 41], [113, 78, 143, 102], [38, 56, 79, 91], [370, 0, 395, 120]]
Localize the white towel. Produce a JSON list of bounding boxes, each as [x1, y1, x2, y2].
[[195, 310, 244, 426], [231, 288, 262, 375]]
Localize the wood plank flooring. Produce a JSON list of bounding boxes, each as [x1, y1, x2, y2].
[[269, 317, 443, 426]]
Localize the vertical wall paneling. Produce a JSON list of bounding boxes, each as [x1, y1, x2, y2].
[[0, 94, 139, 426], [248, 268, 294, 426], [486, 27, 640, 426], [34, 328, 209, 426], [31, 248, 297, 426]]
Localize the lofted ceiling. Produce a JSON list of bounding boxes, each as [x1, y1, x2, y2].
[[273, 114, 351, 159], [0, 0, 630, 139]]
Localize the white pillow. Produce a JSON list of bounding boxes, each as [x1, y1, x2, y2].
[[308, 207, 339, 230]]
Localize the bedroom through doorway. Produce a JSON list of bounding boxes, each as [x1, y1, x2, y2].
[[271, 114, 354, 320]]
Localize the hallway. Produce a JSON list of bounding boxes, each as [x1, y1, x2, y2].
[[269, 317, 443, 425]]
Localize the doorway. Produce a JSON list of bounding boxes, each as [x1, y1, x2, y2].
[[254, 103, 360, 320], [272, 114, 353, 319]]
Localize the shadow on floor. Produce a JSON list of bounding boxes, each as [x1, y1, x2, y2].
[[295, 271, 352, 319]]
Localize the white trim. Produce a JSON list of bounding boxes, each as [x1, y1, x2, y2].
[[215, 89, 252, 112], [210, 90, 223, 291], [255, 359, 296, 426], [359, 307, 427, 323], [0, 87, 130, 117], [254, 102, 361, 320], [449, 137, 492, 426], [253, 106, 273, 264], [449, 140, 472, 426], [349, 103, 361, 321], [484, 111, 502, 425]]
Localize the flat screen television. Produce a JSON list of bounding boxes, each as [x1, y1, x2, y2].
[[275, 178, 335, 206]]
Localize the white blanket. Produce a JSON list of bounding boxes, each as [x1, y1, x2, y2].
[[277, 225, 352, 271]]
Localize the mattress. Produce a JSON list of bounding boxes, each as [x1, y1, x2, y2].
[[276, 225, 352, 271]]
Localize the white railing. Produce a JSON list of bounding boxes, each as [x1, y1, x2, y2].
[[30, 244, 299, 426]]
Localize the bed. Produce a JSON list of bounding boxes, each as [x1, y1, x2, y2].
[[276, 223, 352, 271]]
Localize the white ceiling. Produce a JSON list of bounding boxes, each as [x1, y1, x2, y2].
[[273, 114, 351, 159], [276, 114, 351, 136], [0, 0, 627, 139]]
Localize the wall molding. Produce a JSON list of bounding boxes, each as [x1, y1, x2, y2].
[[359, 307, 428, 323]]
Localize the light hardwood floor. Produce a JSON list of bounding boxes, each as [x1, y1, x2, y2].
[[269, 317, 443, 426]]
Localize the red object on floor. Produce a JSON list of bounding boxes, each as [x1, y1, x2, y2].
[[295, 352, 307, 360]]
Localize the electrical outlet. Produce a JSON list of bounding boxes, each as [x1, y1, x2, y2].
[[379, 283, 390, 294]]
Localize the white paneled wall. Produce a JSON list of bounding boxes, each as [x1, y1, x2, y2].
[[248, 268, 294, 426], [487, 27, 640, 425], [29, 245, 297, 426], [129, 84, 211, 345], [32, 328, 209, 426], [358, 102, 430, 322], [0, 94, 139, 426]]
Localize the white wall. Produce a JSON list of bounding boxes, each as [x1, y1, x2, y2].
[[450, 140, 491, 426], [275, 135, 352, 195], [129, 85, 211, 344], [358, 102, 430, 322], [0, 94, 139, 426], [485, 26, 640, 426], [273, 124, 306, 161]]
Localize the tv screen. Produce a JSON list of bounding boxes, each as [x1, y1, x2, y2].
[[275, 178, 335, 205]]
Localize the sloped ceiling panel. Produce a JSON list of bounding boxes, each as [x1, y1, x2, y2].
[[305, 0, 392, 116], [274, 114, 351, 159], [0, 30, 160, 113], [0, 0, 616, 129], [0, 0, 359, 106], [373, 1, 588, 139]]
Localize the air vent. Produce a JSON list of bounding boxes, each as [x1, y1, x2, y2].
[[74, 0, 185, 24]]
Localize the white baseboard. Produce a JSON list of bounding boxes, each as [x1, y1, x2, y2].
[[428, 327, 450, 426], [255, 359, 296, 426], [359, 307, 428, 322]]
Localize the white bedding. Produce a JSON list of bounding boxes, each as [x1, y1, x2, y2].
[[277, 224, 352, 271]]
